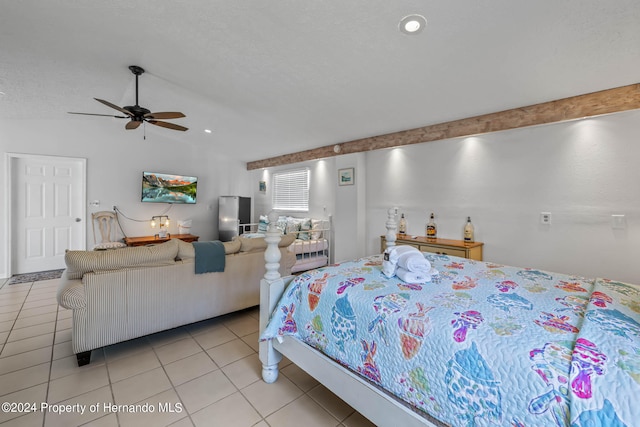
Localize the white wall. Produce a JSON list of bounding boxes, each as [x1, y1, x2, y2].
[[253, 158, 336, 221], [249, 110, 639, 284], [9, 109, 635, 283], [251, 156, 353, 262], [333, 153, 367, 262], [365, 110, 640, 284], [1, 118, 252, 278], [252, 154, 368, 263]]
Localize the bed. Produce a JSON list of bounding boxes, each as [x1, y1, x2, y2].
[[258, 209, 640, 427], [240, 215, 331, 273]]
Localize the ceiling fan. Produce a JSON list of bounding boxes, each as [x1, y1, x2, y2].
[[69, 65, 188, 132]]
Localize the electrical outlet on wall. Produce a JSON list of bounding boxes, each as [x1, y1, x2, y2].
[[540, 212, 551, 225]]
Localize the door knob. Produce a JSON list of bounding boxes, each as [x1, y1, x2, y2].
[[75, 218, 82, 222]]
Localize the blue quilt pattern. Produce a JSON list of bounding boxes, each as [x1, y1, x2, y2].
[[261, 254, 640, 427]]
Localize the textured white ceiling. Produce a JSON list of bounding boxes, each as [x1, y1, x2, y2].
[[1, 0, 639, 163]]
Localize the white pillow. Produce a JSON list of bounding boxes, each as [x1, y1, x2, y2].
[[311, 219, 323, 240]]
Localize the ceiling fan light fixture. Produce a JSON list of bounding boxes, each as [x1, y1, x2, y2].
[[399, 14, 427, 35], [68, 65, 188, 132]]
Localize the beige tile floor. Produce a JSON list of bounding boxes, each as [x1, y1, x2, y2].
[[0, 277, 376, 427]]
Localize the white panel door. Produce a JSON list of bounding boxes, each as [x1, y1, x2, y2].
[[13, 155, 85, 273]]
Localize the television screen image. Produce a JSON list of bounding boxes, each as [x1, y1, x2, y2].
[[141, 172, 197, 204]]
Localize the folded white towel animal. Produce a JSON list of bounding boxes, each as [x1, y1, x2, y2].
[[382, 259, 396, 278], [397, 251, 432, 273], [383, 245, 412, 278], [396, 266, 439, 284], [386, 245, 417, 262], [383, 245, 428, 278]]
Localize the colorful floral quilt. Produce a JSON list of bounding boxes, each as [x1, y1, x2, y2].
[[260, 254, 640, 426]]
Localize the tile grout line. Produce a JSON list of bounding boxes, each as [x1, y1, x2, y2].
[[185, 317, 274, 425], [150, 329, 193, 426], [0, 281, 48, 426], [103, 340, 121, 426], [175, 320, 256, 424], [43, 280, 55, 427], [0, 282, 32, 359], [0, 285, 360, 427], [198, 322, 268, 425]]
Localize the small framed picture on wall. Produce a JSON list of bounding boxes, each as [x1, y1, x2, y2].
[[338, 167, 354, 186], [259, 181, 267, 193]]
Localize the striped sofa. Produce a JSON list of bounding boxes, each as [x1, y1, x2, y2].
[[56, 237, 295, 366]]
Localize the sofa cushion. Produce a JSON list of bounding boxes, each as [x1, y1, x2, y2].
[[224, 240, 242, 254], [279, 233, 296, 247], [177, 239, 240, 260], [65, 239, 179, 279], [56, 274, 86, 309], [238, 236, 267, 253], [176, 239, 195, 260], [238, 233, 296, 253]]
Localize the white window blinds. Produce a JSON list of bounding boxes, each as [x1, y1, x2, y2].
[[272, 168, 310, 212]]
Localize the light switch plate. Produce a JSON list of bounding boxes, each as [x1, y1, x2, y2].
[[540, 212, 551, 225]]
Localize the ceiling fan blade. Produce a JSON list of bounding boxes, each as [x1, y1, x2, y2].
[[126, 120, 142, 130], [68, 112, 128, 118], [147, 120, 188, 132], [144, 112, 186, 120], [94, 98, 133, 116]]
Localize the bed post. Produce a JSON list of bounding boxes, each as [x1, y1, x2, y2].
[[259, 211, 284, 383], [385, 207, 397, 249]]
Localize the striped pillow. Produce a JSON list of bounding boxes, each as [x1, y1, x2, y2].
[[65, 239, 179, 280]]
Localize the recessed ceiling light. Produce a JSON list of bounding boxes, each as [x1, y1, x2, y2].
[[204, 129, 212, 133], [399, 14, 427, 35]]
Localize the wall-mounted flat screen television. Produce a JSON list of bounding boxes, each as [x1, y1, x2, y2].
[[141, 172, 197, 204]]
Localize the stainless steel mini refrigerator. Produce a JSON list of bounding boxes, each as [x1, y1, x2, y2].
[[218, 196, 251, 241]]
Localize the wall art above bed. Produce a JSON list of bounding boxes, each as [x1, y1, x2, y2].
[[338, 167, 354, 186]]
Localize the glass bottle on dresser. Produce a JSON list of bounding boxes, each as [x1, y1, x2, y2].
[[464, 217, 474, 243], [399, 213, 407, 235], [426, 213, 437, 239]]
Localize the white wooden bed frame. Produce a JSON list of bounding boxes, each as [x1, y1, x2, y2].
[[259, 209, 442, 427]]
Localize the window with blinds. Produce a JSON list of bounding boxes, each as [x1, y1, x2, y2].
[[272, 168, 310, 212]]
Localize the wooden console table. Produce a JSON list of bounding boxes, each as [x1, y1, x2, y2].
[[381, 234, 483, 261], [124, 234, 199, 247]]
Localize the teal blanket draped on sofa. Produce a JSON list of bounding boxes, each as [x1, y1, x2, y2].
[[193, 241, 226, 273]]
